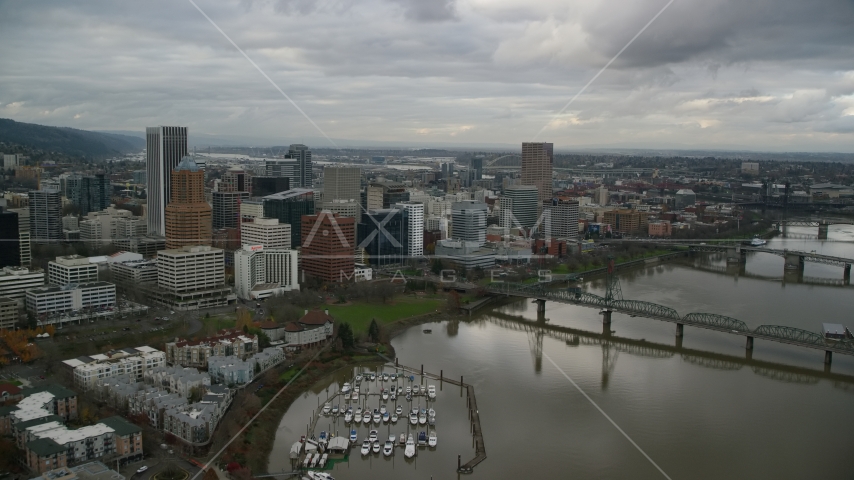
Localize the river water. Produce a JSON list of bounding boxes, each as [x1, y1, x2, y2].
[[270, 225, 854, 479]]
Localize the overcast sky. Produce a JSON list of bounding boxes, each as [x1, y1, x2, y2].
[[1, 0, 853, 152]]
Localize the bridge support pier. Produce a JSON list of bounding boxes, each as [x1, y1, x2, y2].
[[784, 252, 805, 271], [534, 299, 546, 315], [825, 351, 832, 365], [726, 246, 747, 264], [675, 323, 684, 337], [600, 309, 612, 325], [845, 264, 851, 282], [746, 336, 754, 350], [818, 222, 829, 240]]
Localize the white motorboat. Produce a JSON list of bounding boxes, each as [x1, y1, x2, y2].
[[382, 390, 389, 401], [362, 412, 372, 425], [318, 453, 328, 468], [342, 383, 351, 394], [318, 431, 328, 446], [383, 412, 390, 423], [418, 412, 427, 425], [354, 411, 362, 423], [751, 235, 767, 246], [331, 405, 339, 415], [412, 385, 420, 395], [344, 409, 353, 423], [307, 472, 335, 480], [383, 373, 389, 382], [404, 435, 416, 458], [351, 391, 358, 401], [427, 385, 436, 400], [349, 429, 358, 442], [372, 440, 381, 454], [389, 434, 397, 443], [395, 405, 403, 415], [428, 408, 435, 417], [391, 393, 397, 402], [391, 373, 397, 380], [409, 412, 418, 425], [380, 405, 387, 415], [391, 413, 398, 423], [369, 430, 378, 442], [428, 430, 437, 448], [372, 410, 381, 423], [383, 440, 394, 456], [368, 373, 376, 381], [399, 433, 406, 445], [428, 415, 435, 426], [355, 374, 363, 383], [304, 453, 313, 468], [360, 440, 371, 456], [322, 403, 331, 415], [310, 453, 320, 468], [405, 386, 412, 395]]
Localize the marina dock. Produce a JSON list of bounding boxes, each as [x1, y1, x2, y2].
[[390, 358, 487, 473]]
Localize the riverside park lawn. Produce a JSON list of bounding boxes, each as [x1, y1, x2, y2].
[[325, 296, 444, 334]]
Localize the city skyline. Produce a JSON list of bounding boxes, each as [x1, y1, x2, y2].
[[0, 1, 852, 152]]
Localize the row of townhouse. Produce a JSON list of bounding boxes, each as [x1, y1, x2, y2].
[[143, 366, 210, 398], [207, 347, 285, 386], [23, 416, 142, 474], [165, 330, 259, 368], [0, 384, 79, 440], [94, 375, 233, 445], [63, 347, 166, 391], [0, 383, 141, 475]]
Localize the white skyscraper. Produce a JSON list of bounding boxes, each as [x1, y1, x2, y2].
[[395, 201, 424, 258], [146, 126, 188, 236]]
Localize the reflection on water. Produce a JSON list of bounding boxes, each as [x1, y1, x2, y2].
[[268, 226, 854, 479]]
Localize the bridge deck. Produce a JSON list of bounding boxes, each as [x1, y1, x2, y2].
[[489, 285, 854, 356]]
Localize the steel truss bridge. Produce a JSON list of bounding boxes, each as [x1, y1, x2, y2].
[[688, 262, 853, 287], [484, 313, 854, 389], [486, 280, 854, 361], [641, 241, 854, 269]]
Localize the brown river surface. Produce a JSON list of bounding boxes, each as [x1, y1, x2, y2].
[[269, 226, 854, 479]]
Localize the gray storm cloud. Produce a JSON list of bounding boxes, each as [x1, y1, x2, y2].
[[0, 0, 852, 151]]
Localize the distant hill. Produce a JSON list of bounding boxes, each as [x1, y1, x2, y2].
[[0, 118, 145, 159]]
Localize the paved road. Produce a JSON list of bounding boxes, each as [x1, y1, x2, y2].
[[125, 456, 201, 480]]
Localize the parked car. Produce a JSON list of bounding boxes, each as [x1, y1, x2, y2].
[[136, 466, 148, 474]]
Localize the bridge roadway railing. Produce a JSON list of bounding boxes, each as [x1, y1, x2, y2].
[[487, 282, 854, 356], [652, 242, 854, 268]]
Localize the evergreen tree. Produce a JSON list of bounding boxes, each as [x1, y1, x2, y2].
[[338, 322, 355, 350], [368, 319, 380, 342]]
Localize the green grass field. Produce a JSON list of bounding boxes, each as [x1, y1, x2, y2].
[[200, 315, 236, 336], [326, 296, 443, 333]]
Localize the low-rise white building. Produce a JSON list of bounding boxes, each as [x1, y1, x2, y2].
[[48, 255, 98, 286], [0, 266, 45, 308], [282, 310, 335, 350], [26, 282, 116, 316]]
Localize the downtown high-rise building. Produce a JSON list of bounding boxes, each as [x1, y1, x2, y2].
[[450, 200, 487, 246], [264, 144, 312, 188], [395, 201, 424, 258], [521, 142, 554, 206], [29, 189, 62, 243], [0, 209, 20, 268], [71, 174, 110, 216], [301, 212, 355, 282], [146, 126, 188, 236], [544, 197, 580, 239], [500, 185, 540, 230], [323, 166, 361, 208], [164, 156, 211, 249]]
